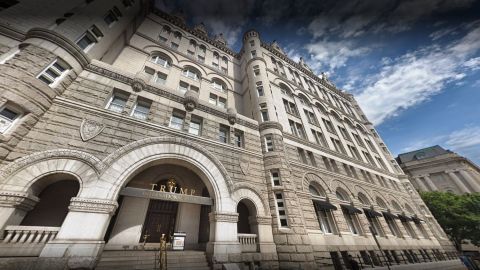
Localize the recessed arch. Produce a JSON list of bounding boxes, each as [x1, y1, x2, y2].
[[143, 46, 179, 64], [357, 192, 371, 206], [376, 196, 388, 209], [391, 200, 402, 212], [178, 62, 207, 78], [99, 137, 235, 213], [335, 187, 350, 202], [302, 172, 330, 194]]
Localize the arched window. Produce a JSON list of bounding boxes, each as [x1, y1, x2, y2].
[[335, 188, 350, 202], [391, 201, 402, 212], [162, 25, 171, 35], [358, 193, 370, 206], [211, 78, 226, 92], [376, 197, 387, 209], [173, 31, 182, 40], [149, 52, 171, 68], [310, 185, 336, 234], [222, 56, 228, 65], [199, 44, 206, 54], [298, 94, 311, 107], [279, 83, 292, 97], [182, 66, 200, 81], [309, 184, 326, 197], [189, 39, 197, 47]]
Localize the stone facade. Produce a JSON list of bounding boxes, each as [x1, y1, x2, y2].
[[0, 1, 459, 269]]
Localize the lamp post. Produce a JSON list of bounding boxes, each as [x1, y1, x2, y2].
[[370, 226, 391, 270]]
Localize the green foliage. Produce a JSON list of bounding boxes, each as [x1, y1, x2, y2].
[[420, 191, 480, 251]]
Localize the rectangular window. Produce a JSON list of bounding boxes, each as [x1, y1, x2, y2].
[[155, 72, 167, 85], [169, 110, 185, 130], [253, 65, 260, 76], [188, 116, 202, 136], [305, 110, 318, 125], [249, 40, 255, 47], [352, 133, 365, 147], [350, 165, 358, 178], [159, 36, 168, 43], [322, 119, 335, 133], [104, 10, 118, 26], [313, 203, 335, 234], [283, 99, 298, 116], [402, 220, 417, 238], [343, 164, 352, 177], [348, 145, 362, 160], [311, 129, 326, 146], [322, 157, 332, 171], [331, 138, 346, 154], [251, 50, 256, 57], [234, 129, 244, 147], [342, 208, 360, 235], [131, 99, 151, 120], [384, 215, 401, 237], [178, 81, 189, 94], [265, 135, 274, 152], [366, 216, 384, 237], [330, 159, 339, 172], [260, 109, 269, 122], [89, 25, 103, 39], [219, 125, 229, 143], [307, 151, 316, 166], [76, 32, 96, 51], [197, 55, 205, 63], [271, 170, 281, 186], [37, 59, 70, 86], [0, 106, 20, 133], [365, 139, 378, 153], [298, 148, 307, 164], [208, 94, 226, 108], [170, 42, 179, 50], [363, 151, 375, 165], [376, 157, 388, 170], [256, 82, 264, 96], [106, 91, 128, 113], [339, 126, 351, 141], [275, 192, 288, 227]]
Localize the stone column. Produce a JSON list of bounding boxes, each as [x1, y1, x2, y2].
[[423, 175, 438, 191], [459, 170, 480, 192], [0, 191, 38, 234], [39, 197, 118, 269], [206, 211, 241, 262], [250, 215, 276, 254], [414, 177, 429, 191], [446, 171, 469, 193], [106, 196, 150, 247]]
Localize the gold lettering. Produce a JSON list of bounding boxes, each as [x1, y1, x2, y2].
[[150, 184, 157, 191], [190, 189, 196, 196], [180, 188, 188, 194], [159, 185, 166, 192]]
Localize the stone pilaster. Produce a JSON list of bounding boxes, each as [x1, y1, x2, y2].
[[458, 169, 480, 192], [446, 170, 469, 193]]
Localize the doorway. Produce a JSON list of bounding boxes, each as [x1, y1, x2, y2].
[[141, 200, 178, 243]]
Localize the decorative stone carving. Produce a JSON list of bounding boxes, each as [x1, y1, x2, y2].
[[209, 212, 239, 223], [80, 118, 105, 142], [239, 160, 250, 176], [183, 90, 199, 112], [0, 191, 38, 211], [227, 107, 237, 125], [214, 33, 227, 46], [194, 22, 208, 36], [69, 197, 118, 214], [131, 77, 147, 93]]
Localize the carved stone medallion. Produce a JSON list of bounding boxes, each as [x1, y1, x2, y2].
[[239, 160, 250, 175], [80, 118, 105, 141]]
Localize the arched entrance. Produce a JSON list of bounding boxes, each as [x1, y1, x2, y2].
[[21, 175, 79, 227], [106, 162, 213, 250]]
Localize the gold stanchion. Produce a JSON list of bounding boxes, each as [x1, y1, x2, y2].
[[159, 233, 167, 270]]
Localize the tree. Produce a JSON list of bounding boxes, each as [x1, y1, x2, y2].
[[420, 191, 480, 251]]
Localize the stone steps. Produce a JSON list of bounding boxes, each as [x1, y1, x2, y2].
[[95, 250, 210, 270]]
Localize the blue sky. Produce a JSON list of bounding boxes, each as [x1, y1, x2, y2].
[[156, 0, 480, 163]]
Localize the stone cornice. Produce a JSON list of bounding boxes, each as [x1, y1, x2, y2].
[[150, 10, 239, 58], [84, 63, 259, 130], [209, 212, 239, 223], [68, 197, 118, 214], [259, 121, 283, 132], [0, 191, 38, 211], [25, 28, 91, 68], [400, 154, 477, 171], [261, 42, 350, 100], [0, 22, 26, 41]]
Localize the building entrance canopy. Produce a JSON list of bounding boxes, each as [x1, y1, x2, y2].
[[120, 187, 213, 205]]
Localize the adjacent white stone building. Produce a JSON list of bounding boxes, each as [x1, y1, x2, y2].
[[0, 1, 461, 269]]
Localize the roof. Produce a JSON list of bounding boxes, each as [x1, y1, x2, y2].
[[396, 145, 451, 164]]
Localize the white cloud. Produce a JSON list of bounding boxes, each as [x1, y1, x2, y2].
[[355, 25, 480, 125], [305, 40, 370, 72], [445, 126, 480, 150], [463, 57, 480, 71]]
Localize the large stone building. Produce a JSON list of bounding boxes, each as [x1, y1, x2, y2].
[[397, 145, 480, 194], [0, 1, 462, 269]]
